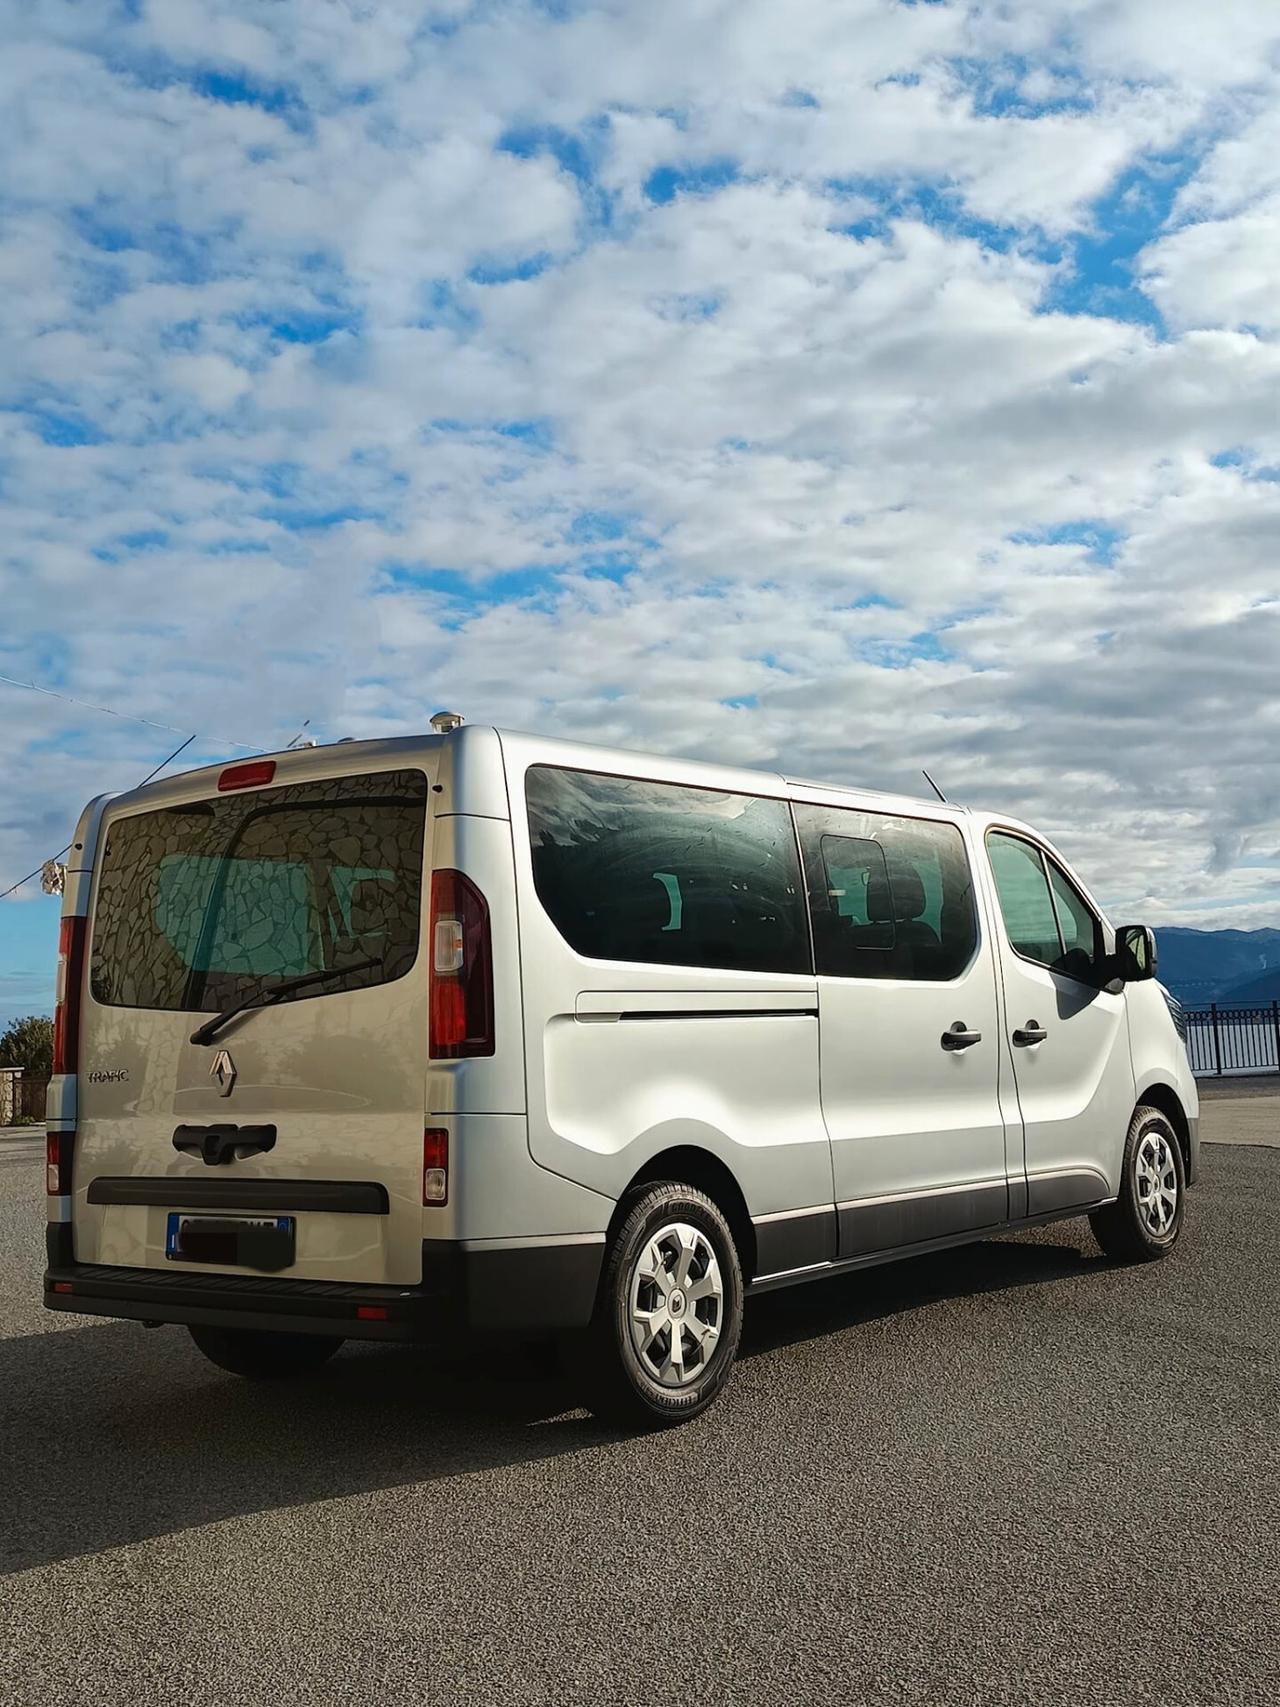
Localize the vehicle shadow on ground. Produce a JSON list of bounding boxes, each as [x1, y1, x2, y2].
[[2, 1228, 1108, 1574], [0, 1320, 601, 1575], [740, 1227, 1113, 1361]]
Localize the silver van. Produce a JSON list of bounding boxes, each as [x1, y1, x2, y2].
[[45, 720, 1198, 1425]]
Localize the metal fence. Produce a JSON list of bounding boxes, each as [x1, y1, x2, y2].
[[1183, 1002, 1280, 1077]]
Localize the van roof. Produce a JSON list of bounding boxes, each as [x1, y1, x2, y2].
[[491, 725, 967, 819], [96, 733, 438, 818], [76, 720, 1092, 915], [95, 721, 979, 826]]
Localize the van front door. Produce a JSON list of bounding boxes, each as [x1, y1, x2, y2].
[[983, 830, 1135, 1215], [794, 802, 1010, 1258]]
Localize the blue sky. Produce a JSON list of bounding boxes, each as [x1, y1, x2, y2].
[[3, 0, 1280, 1026]]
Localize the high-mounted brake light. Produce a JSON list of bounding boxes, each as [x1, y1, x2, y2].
[[217, 760, 277, 792], [423, 1128, 449, 1204], [52, 916, 87, 1077], [429, 870, 494, 1058], [47, 1130, 75, 1197]]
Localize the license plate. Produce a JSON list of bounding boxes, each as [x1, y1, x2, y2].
[[166, 1212, 296, 1272]]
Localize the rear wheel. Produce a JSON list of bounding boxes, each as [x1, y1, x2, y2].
[[188, 1324, 343, 1379], [579, 1182, 744, 1428], [1089, 1105, 1186, 1262]]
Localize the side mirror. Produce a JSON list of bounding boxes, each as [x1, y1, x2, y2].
[[1114, 924, 1157, 984]]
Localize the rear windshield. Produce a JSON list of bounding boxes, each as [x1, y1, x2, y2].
[[90, 769, 428, 1013]]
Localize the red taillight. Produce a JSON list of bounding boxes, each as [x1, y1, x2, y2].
[[47, 1131, 74, 1196], [423, 1128, 449, 1205], [428, 870, 494, 1058], [52, 916, 87, 1077], [217, 760, 276, 792]]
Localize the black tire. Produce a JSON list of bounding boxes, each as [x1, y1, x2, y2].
[[188, 1324, 343, 1379], [579, 1182, 744, 1429], [1089, 1105, 1187, 1262]]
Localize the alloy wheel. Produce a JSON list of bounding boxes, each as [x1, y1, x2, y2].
[[627, 1221, 724, 1388], [1135, 1128, 1179, 1236]]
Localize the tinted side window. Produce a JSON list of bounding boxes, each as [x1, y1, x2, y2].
[[525, 767, 809, 974], [1047, 857, 1103, 979], [821, 836, 893, 950], [987, 832, 1102, 982], [795, 805, 978, 982], [1051, 867, 1105, 962], [987, 833, 1061, 964]]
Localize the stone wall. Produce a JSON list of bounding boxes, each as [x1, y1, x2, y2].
[[0, 1068, 45, 1124]]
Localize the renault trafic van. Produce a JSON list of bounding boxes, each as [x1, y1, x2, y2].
[[44, 721, 1198, 1425]]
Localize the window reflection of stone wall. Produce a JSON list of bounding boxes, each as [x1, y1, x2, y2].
[[526, 765, 808, 974], [90, 771, 427, 1014]]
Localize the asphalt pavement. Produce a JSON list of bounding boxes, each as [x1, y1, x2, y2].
[[1199, 1093, 1280, 1148], [1, 1129, 1277, 1706]]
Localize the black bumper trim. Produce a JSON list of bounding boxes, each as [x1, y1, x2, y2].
[[44, 1260, 423, 1340], [86, 1176, 389, 1215], [421, 1236, 603, 1333], [47, 1222, 73, 1268], [43, 1235, 604, 1341]]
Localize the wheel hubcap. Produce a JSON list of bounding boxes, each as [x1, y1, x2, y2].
[[628, 1221, 724, 1388], [1135, 1129, 1179, 1236]]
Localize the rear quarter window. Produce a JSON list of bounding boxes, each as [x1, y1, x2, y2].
[[525, 765, 809, 975]]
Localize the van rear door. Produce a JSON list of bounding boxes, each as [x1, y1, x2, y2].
[[72, 757, 433, 1287]]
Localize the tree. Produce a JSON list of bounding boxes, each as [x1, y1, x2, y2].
[[0, 1015, 54, 1084]]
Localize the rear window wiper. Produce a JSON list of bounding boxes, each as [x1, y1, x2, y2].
[[189, 958, 382, 1046]]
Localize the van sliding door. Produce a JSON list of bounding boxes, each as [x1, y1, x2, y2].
[[794, 801, 1010, 1258]]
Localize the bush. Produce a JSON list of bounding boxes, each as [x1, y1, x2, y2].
[[0, 1015, 54, 1084]]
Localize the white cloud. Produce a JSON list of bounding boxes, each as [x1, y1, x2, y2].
[[3, 0, 1280, 989], [166, 351, 254, 411], [1139, 81, 1280, 334], [1056, 0, 1280, 93], [1141, 208, 1280, 334], [1174, 94, 1280, 219]]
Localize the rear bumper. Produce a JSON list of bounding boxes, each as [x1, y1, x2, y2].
[[43, 1225, 605, 1342]]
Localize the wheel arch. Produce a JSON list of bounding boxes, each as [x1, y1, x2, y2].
[[613, 1147, 758, 1283], [1136, 1082, 1192, 1177]]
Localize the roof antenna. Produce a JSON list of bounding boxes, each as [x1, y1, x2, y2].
[[922, 768, 947, 803]]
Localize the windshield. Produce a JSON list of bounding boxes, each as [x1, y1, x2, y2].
[[89, 769, 428, 1014]]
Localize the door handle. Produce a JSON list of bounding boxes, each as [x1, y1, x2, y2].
[[941, 1022, 983, 1051], [1012, 1022, 1048, 1047]]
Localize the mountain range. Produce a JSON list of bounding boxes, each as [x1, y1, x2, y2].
[[1153, 927, 1280, 1008]]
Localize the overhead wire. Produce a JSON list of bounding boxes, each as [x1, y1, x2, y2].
[[0, 845, 73, 904], [0, 672, 259, 751], [0, 701, 255, 901]]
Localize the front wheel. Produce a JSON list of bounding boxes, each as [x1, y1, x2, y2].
[[188, 1324, 343, 1379], [579, 1182, 744, 1428], [1089, 1105, 1187, 1262]]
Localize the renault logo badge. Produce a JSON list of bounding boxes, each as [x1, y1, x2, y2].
[[211, 1050, 237, 1097]]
